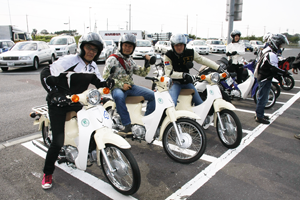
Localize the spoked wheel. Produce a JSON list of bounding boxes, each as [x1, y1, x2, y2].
[[280, 75, 295, 91], [100, 144, 141, 195], [162, 118, 206, 164], [271, 82, 281, 98], [216, 109, 242, 149], [42, 122, 52, 147], [254, 87, 276, 109]]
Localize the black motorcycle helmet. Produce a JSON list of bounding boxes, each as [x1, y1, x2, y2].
[[78, 32, 104, 62], [118, 34, 136, 56], [170, 33, 187, 56], [230, 30, 241, 43], [268, 33, 289, 52]]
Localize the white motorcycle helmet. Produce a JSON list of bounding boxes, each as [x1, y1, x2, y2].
[[230, 30, 241, 43], [268, 33, 289, 52], [78, 32, 104, 62], [170, 33, 187, 55], [118, 34, 136, 56]]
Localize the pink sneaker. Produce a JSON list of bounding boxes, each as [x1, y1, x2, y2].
[[42, 174, 52, 189]]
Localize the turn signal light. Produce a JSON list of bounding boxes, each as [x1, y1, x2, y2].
[[200, 75, 206, 80], [222, 73, 227, 78], [71, 95, 80, 103], [160, 76, 165, 82], [103, 87, 110, 94]]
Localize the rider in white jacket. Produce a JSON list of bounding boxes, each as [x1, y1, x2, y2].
[[226, 30, 245, 84]]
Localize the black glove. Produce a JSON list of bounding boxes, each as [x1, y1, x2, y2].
[[226, 52, 231, 56], [49, 91, 70, 107], [183, 73, 196, 83], [105, 78, 115, 89], [231, 51, 237, 56]]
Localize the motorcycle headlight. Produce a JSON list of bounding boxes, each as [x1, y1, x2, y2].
[[164, 77, 173, 89], [211, 72, 220, 84], [87, 89, 101, 105]]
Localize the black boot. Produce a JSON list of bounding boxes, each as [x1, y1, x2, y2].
[[118, 124, 132, 136]]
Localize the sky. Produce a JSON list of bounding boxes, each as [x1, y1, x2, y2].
[[1, 0, 299, 39]]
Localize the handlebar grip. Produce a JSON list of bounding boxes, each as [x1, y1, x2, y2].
[[145, 76, 159, 81]]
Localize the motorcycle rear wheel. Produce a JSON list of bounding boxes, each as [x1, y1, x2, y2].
[[100, 144, 141, 195], [162, 118, 206, 164], [216, 109, 242, 149], [280, 75, 295, 91], [42, 122, 52, 147], [271, 82, 281, 98], [254, 87, 276, 109]]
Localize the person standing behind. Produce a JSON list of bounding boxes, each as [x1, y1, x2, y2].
[[291, 53, 300, 139], [164, 33, 223, 107], [103, 34, 155, 136], [226, 30, 245, 84], [255, 33, 289, 124]]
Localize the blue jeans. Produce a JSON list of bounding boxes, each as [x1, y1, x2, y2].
[[111, 85, 155, 126], [255, 80, 272, 118], [169, 82, 203, 106]]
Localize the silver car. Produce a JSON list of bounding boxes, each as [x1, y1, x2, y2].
[[187, 40, 209, 55], [48, 35, 77, 58], [0, 41, 56, 71], [98, 41, 113, 62]]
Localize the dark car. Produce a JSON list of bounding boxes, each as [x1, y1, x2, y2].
[[243, 42, 253, 52]]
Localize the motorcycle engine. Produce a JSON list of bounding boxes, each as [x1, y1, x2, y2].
[[131, 125, 146, 140], [231, 89, 241, 98], [64, 146, 78, 163]]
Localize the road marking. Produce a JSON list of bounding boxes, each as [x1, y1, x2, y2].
[[22, 141, 137, 200], [166, 91, 300, 200]]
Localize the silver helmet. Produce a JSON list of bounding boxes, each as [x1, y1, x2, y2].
[[78, 32, 104, 61], [118, 33, 136, 56]]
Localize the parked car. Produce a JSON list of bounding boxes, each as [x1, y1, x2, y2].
[[132, 39, 155, 58], [104, 40, 117, 54], [0, 41, 56, 71], [154, 41, 166, 53], [98, 41, 113, 62], [187, 40, 209, 55], [48, 35, 77, 58], [0, 40, 15, 54], [249, 40, 264, 52], [206, 40, 226, 53], [240, 40, 253, 52], [160, 41, 172, 54]]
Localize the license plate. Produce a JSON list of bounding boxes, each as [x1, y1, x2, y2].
[[7, 62, 15, 66], [225, 77, 234, 86]]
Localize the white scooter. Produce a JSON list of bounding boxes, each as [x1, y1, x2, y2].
[[30, 87, 141, 195], [176, 69, 243, 149], [103, 65, 207, 164]]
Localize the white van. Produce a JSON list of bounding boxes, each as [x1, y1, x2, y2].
[[48, 35, 77, 58]]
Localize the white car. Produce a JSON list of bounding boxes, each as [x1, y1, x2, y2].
[[160, 41, 172, 54], [154, 41, 166, 53], [0, 41, 56, 71], [250, 40, 264, 52], [48, 35, 77, 58], [187, 40, 209, 55], [0, 40, 15, 54], [98, 41, 113, 62], [206, 40, 226, 53], [104, 40, 117, 54], [132, 40, 155, 58]]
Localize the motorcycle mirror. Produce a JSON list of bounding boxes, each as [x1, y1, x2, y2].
[[186, 61, 194, 69], [150, 56, 157, 65]]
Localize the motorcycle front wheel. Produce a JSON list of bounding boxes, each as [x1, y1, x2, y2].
[[42, 121, 52, 147], [280, 75, 295, 91], [216, 110, 242, 149], [162, 118, 206, 164], [100, 144, 141, 195], [254, 87, 276, 109]]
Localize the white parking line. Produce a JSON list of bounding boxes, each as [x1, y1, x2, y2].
[[166, 91, 300, 200]]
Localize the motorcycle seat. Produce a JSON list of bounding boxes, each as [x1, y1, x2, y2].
[[125, 96, 145, 104], [180, 89, 195, 96]]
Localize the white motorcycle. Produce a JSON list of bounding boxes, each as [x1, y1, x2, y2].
[[176, 70, 242, 149], [30, 87, 141, 195], [102, 65, 207, 164]]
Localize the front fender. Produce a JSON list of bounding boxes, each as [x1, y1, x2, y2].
[[102, 99, 116, 110], [37, 115, 49, 131], [158, 109, 200, 141], [213, 99, 236, 126]]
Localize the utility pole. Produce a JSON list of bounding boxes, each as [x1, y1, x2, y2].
[[89, 7, 91, 32], [129, 4, 131, 30], [7, 0, 12, 25], [26, 14, 29, 33], [187, 15, 188, 35], [227, 0, 234, 44], [107, 18, 108, 30]]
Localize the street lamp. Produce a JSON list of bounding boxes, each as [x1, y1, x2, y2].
[[64, 17, 70, 35], [89, 7, 91, 32]]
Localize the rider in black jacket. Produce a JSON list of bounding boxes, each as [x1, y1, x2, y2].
[[40, 32, 114, 190]]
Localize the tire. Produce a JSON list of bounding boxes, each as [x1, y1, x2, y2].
[[1, 67, 8, 72], [49, 54, 55, 64], [254, 87, 276, 109], [42, 121, 52, 147], [162, 118, 206, 164], [100, 144, 141, 195], [280, 75, 295, 91], [32, 57, 39, 70], [216, 110, 242, 149], [271, 82, 281, 98]]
